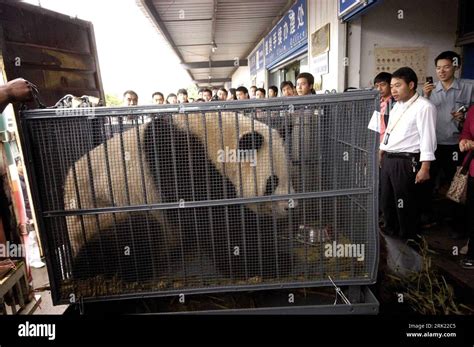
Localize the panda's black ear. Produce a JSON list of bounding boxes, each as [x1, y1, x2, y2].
[[239, 131, 264, 151]]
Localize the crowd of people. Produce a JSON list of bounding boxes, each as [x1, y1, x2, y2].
[[120, 72, 316, 107]]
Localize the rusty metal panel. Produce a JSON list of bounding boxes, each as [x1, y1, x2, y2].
[[0, 1, 104, 107]]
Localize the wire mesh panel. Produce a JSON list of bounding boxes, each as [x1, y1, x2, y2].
[[19, 92, 379, 304]]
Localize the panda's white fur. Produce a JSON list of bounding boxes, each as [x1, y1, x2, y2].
[[64, 112, 294, 277]]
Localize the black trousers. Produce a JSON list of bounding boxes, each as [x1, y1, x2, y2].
[[380, 155, 424, 239], [467, 176, 474, 258], [431, 144, 464, 188]]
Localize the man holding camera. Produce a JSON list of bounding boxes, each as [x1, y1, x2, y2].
[[423, 51, 474, 237]]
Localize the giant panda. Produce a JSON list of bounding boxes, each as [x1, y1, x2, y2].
[[63, 111, 296, 283]]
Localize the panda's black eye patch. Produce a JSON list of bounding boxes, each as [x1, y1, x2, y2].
[[264, 175, 279, 195], [239, 131, 264, 151]]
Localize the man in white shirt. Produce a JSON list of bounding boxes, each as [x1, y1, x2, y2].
[[380, 67, 437, 239]]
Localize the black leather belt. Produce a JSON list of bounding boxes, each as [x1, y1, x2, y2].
[[386, 152, 420, 160]]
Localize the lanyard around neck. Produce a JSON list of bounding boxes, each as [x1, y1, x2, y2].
[[386, 94, 419, 135]]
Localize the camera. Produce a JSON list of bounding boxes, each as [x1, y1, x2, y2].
[[457, 105, 467, 113], [426, 76, 433, 84]]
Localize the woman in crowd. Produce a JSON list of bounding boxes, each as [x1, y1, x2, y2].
[[459, 105, 474, 269]]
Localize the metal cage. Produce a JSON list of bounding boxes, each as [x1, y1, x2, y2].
[[18, 91, 379, 305]]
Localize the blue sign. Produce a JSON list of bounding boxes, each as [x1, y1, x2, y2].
[[338, 0, 363, 17], [338, 0, 378, 21], [257, 44, 264, 71], [264, 0, 307, 69], [249, 43, 264, 76], [249, 53, 256, 76]]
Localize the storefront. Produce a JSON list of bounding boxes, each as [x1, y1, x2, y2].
[[240, 0, 309, 91], [265, 0, 308, 90], [351, 0, 459, 89], [237, 0, 465, 92], [305, 0, 462, 92]]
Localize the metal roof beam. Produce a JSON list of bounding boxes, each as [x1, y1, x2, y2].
[[141, 0, 195, 84], [194, 78, 231, 83], [182, 60, 248, 69], [229, 0, 295, 79], [162, 18, 213, 23], [210, 0, 217, 53], [175, 42, 257, 47]]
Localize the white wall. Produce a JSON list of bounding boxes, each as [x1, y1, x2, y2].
[[358, 0, 459, 88], [348, 18, 362, 89], [256, 69, 266, 88], [231, 66, 251, 88], [308, 0, 347, 92]]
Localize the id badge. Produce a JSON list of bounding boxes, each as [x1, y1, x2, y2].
[[383, 133, 390, 145]]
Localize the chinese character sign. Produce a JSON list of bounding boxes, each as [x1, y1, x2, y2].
[[264, 0, 307, 69]]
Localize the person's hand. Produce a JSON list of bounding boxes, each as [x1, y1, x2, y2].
[[422, 82, 435, 98], [415, 166, 430, 184], [378, 150, 385, 168], [4, 78, 36, 103], [460, 139, 474, 152], [451, 111, 465, 123]]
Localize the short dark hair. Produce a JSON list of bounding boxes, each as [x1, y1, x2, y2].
[[256, 88, 266, 96], [236, 86, 248, 94], [374, 72, 392, 85], [218, 87, 228, 95], [435, 51, 461, 67], [228, 88, 237, 100], [296, 72, 314, 86], [123, 90, 138, 98], [392, 67, 418, 89], [202, 88, 212, 95], [177, 88, 188, 96], [166, 93, 177, 101], [280, 81, 294, 91], [269, 86, 278, 95], [250, 85, 257, 91], [152, 91, 164, 98]]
